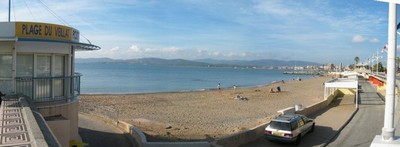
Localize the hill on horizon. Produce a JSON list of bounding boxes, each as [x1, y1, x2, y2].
[[76, 57, 321, 67]]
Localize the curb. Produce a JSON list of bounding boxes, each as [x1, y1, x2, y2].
[[320, 107, 359, 147]]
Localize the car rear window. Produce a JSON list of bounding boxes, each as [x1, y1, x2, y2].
[[269, 121, 291, 131]]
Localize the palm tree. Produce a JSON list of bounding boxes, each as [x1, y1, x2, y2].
[[354, 56, 360, 69], [354, 56, 360, 64]]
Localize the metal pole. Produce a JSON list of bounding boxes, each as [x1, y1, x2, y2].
[[382, 2, 397, 141], [377, 50, 380, 73], [8, 0, 11, 22]]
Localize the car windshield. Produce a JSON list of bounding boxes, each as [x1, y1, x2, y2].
[[269, 121, 291, 131]]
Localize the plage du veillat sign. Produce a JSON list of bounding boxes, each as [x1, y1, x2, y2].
[[15, 22, 80, 42]]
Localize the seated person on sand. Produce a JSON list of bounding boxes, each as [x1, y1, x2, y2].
[[235, 95, 248, 101], [269, 88, 275, 93], [276, 86, 281, 92]]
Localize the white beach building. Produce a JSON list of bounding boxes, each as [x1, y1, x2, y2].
[[0, 22, 99, 146]]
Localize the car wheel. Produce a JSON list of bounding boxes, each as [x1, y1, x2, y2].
[[295, 134, 301, 145], [310, 123, 315, 133]]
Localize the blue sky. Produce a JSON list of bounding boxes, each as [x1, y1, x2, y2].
[[0, 0, 395, 65]]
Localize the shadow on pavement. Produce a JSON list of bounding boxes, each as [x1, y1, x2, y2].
[[79, 127, 137, 147]]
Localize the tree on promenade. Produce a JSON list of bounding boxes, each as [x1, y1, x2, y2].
[[354, 56, 360, 64], [373, 62, 385, 72]]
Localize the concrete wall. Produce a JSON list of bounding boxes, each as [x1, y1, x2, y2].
[[296, 101, 327, 116], [38, 99, 80, 144], [116, 121, 210, 147], [19, 97, 61, 147], [277, 107, 295, 115], [47, 119, 70, 147], [297, 89, 352, 116]]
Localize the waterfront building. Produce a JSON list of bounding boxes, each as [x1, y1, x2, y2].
[[0, 22, 100, 146]]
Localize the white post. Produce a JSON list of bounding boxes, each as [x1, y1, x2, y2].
[[382, 2, 397, 141], [377, 50, 380, 73]]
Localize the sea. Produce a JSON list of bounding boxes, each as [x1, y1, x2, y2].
[[76, 63, 315, 94]]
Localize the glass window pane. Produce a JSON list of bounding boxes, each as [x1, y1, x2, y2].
[[0, 55, 12, 78], [37, 55, 51, 77], [55, 79, 64, 97], [17, 54, 33, 77], [54, 55, 65, 76]]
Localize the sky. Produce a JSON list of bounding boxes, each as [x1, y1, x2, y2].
[[0, 0, 396, 65]]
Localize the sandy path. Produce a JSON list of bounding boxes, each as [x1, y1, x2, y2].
[[80, 76, 331, 141]]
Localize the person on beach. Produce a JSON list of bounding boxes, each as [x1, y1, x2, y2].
[[0, 91, 5, 104], [269, 88, 275, 93], [277, 86, 281, 92], [217, 82, 221, 90]]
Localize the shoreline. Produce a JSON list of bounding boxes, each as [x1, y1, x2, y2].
[[80, 76, 330, 141], [80, 76, 319, 95]]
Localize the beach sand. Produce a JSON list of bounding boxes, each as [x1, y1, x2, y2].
[[80, 76, 331, 141]]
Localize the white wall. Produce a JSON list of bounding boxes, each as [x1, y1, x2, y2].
[[16, 42, 70, 54], [0, 22, 15, 37]]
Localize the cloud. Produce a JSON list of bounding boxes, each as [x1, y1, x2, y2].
[[352, 35, 367, 43], [255, 1, 293, 17], [352, 35, 380, 43], [110, 46, 120, 52], [129, 44, 142, 53], [369, 38, 380, 43]]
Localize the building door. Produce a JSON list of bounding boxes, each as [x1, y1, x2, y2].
[[54, 55, 65, 98], [36, 55, 52, 100], [16, 54, 34, 97]]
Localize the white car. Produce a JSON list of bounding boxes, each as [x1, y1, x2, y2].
[[265, 114, 315, 145]]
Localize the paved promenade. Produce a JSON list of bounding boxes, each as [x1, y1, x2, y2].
[[327, 78, 385, 147]]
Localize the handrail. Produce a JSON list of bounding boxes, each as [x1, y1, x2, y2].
[[15, 73, 81, 103]]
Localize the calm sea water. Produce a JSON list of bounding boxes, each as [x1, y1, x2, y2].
[[76, 63, 314, 94]]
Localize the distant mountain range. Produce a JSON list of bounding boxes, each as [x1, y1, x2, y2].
[[76, 57, 321, 67]]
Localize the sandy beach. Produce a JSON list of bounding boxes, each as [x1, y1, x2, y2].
[[80, 76, 331, 141]]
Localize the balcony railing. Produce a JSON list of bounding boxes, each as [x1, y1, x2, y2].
[[15, 73, 81, 103]]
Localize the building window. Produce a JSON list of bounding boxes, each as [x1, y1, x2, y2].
[[0, 54, 12, 93], [0, 55, 12, 78], [37, 55, 51, 77], [17, 54, 33, 77]]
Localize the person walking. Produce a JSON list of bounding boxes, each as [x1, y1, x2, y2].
[[0, 91, 5, 105]]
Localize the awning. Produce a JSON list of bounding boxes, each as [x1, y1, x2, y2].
[[325, 78, 358, 89], [0, 37, 101, 51], [324, 77, 359, 108], [17, 37, 101, 51]]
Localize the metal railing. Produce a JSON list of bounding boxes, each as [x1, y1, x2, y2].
[[15, 73, 81, 103]]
